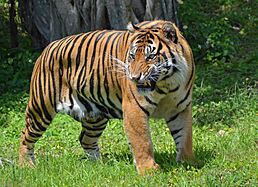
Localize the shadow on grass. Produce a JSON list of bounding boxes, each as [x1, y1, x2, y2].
[[87, 144, 216, 172], [155, 146, 215, 172]]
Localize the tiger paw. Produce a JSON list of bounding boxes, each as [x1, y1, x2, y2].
[[84, 148, 100, 161], [136, 160, 160, 175], [19, 145, 36, 167]]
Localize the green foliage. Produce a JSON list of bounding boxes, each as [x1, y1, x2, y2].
[[0, 49, 39, 94], [179, 0, 258, 62]]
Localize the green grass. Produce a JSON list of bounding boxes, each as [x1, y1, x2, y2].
[[0, 58, 257, 186]]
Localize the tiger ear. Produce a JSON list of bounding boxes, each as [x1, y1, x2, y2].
[[127, 22, 140, 33], [163, 23, 178, 44]]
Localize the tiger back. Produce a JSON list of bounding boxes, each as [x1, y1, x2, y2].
[[19, 20, 195, 175]]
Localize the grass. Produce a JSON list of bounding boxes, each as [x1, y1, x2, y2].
[[0, 56, 257, 186]]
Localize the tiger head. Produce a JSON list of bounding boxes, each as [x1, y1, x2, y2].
[[125, 21, 184, 93]]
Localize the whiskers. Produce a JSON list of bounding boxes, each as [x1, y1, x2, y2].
[[107, 54, 128, 79]]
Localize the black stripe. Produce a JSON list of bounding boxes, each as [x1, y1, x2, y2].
[[102, 32, 118, 75], [87, 119, 108, 126], [155, 86, 167, 94], [166, 113, 179, 124], [74, 35, 90, 92], [185, 101, 191, 108], [171, 127, 183, 136], [162, 52, 168, 62], [79, 31, 100, 96], [79, 55, 88, 95], [77, 64, 86, 91], [25, 136, 35, 143], [177, 84, 192, 107], [89, 69, 97, 102], [67, 34, 83, 80], [34, 70, 51, 124], [107, 32, 120, 86], [42, 57, 47, 98], [166, 101, 190, 124], [48, 71, 53, 107], [111, 33, 123, 91], [170, 50, 177, 64], [79, 130, 85, 142], [173, 134, 182, 142], [186, 61, 195, 88], [103, 33, 123, 115], [28, 131, 41, 138], [160, 67, 179, 81], [38, 70, 53, 122], [114, 33, 126, 92], [58, 36, 75, 104], [81, 142, 98, 147], [96, 53, 105, 104], [123, 32, 130, 50], [50, 55, 57, 111], [61, 36, 76, 58], [157, 42, 163, 54], [75, 33, 91, 70], [169, 85, 180, 93], [129, 86, 150, 116], [84, 131, 103, 138], [83, 125, 106, 131], [155, 34, 170, 49], [89, 31, 108, 71], [68, 83, 74, 110], [116, 93, 122, 103], [27, 113, 42, 132], [27, 111, 47, 131], [144, 96, 158, 106], [104, 72, 123, 116], [31, 98, 44, 122], [91, 101, 109, 116], [77, 94, 92, 112], [48, 40, 67, 111]]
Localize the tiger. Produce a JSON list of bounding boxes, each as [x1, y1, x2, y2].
[[19, 20, 195, 175]]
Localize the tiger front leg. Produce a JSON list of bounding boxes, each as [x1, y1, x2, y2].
[[123, 102, 159, 175], [166, 103, 195, 163]]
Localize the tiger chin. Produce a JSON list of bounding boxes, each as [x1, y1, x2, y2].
[[19, 20, 195, 175]]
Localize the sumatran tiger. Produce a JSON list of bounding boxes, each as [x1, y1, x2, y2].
[[19, 20, 195, 175]]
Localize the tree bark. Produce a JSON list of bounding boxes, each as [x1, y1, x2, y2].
[[18, 0, 179, 49], [9, 0, 18, 48]]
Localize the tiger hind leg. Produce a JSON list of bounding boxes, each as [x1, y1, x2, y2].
[[19, 107, 54, 167], [79, 118, 108, 160]]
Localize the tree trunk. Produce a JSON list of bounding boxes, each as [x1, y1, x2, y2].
[[18, 0, 179, 49], [9, 0, 18, 48]]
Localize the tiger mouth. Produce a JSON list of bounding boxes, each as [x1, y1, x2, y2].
[[136, 81, 156, 91]]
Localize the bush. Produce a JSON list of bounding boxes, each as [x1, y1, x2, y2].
[[179, 0, 257, 62], [0, 49, 39, 94]]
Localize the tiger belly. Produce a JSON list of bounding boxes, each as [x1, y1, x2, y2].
[[56, 92, 122, 122]]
